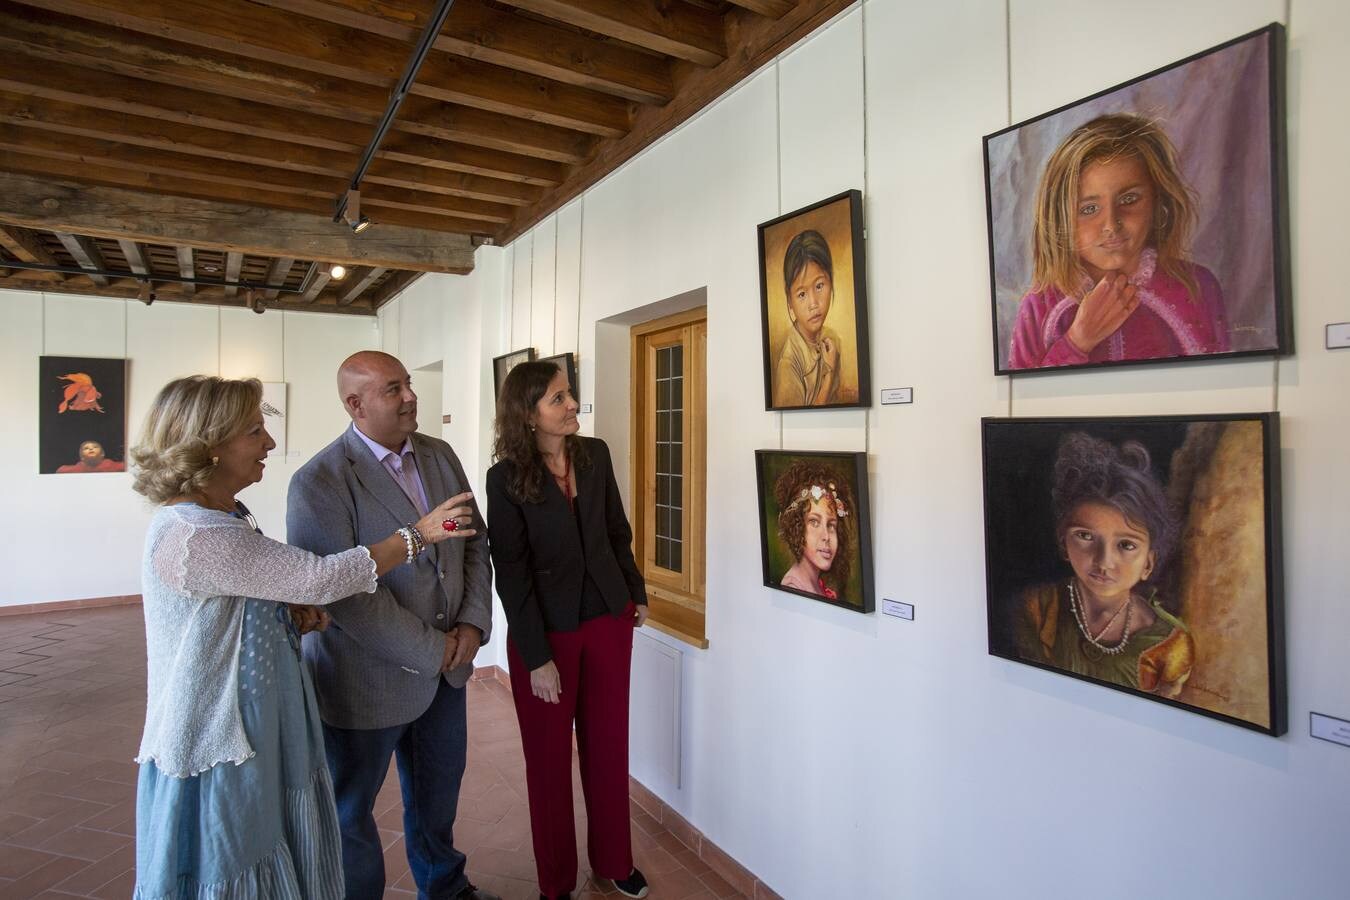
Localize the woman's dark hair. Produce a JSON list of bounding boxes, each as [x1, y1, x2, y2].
[[493, 360, 588, 503], [773, 460, 854, 592], [782, 230, 834, 296], [1051, 432, 1177, 577]]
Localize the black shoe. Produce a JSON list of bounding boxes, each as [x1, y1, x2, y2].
[[538, 894, 570, 900], [612, 868, 649, 899], [455, 886, 501, 900]]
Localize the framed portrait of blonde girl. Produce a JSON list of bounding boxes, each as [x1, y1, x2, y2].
[[757, 190, 871, 410], [983, 24, 1291, 374]]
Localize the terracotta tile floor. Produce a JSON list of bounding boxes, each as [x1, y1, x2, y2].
[[0, 606, 741, 900]]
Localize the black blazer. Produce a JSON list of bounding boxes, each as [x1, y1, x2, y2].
[[485, 436, 647, 670]]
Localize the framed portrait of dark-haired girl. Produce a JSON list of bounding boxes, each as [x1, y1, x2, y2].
[[981, 414, 1286, 735], [983, 23, 1291, 375], [757, 190, 870, 410], [755, 450, 874, 613]]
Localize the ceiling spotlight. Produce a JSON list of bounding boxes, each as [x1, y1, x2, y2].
[[329, 264, 348, 281], [342, 189, 373, 235], [137, 281, 155, 306], [251, 292, 266, 315]]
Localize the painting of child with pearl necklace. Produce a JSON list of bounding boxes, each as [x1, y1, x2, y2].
[[981, 414, 1286, 735]]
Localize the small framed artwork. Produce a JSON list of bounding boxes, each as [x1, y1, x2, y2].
[[757, 190, 870, 410], [540, 352, 578, 401], [492, 347, 535, 403], [981, 413, 1286, 735], [984, 24, 1290, 374], [755, 450, 874, 614], [39, 355, 128, 474], [261, 382, 287, 457]]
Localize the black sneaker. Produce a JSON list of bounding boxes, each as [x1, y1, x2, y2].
[[612, 868, 649, 899]]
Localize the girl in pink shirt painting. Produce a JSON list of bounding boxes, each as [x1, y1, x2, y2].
[[1008, 114, 1229, 370]]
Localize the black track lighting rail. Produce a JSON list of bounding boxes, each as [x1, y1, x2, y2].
[[333, 0, 458, 227]]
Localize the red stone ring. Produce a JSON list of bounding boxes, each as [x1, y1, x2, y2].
[[442, 518, 460, 532]]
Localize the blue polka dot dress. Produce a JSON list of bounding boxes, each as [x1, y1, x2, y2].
[[134, 511, 344, 899]]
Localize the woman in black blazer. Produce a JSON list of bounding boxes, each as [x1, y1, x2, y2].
[[485, 360, 649, 900]]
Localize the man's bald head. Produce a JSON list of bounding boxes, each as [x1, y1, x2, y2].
[[338, 351, 418, 449]]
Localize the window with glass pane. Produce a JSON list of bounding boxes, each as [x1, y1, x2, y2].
[[654, 345, 683, 572]]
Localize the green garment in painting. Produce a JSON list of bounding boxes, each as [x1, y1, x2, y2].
[[1014, 581, 1178, 692]]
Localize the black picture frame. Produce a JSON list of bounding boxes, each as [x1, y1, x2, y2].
[[981, 413, 1286, 735], [983, 23, 1291, 375], [757, 189, 871, 410], [540, 351, 579, 401], [39, 355, 129, 475], [754, 449, 874, 614], [492, 347, 535, 404]]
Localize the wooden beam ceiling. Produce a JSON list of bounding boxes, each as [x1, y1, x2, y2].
[[0, 172, 475, 274], [0, 0, 850, 313]]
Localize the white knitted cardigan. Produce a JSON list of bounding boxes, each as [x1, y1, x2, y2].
[[136, 504, 377, 777]]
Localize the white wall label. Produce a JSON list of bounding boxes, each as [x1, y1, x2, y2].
[[1311, 712, 1350, 748], [882, 599, 914, 620], [1326, 322, 1350, 350], [580, 403, 593, 414], [881, 387, 914, 405]]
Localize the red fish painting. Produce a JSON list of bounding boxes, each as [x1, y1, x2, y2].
[[58, 373, 105, 414]]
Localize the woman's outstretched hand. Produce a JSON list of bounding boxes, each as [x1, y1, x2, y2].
[[416, 492, 478, 544], [530, 660, 562, 704], [1067, 273, 1139, 356]]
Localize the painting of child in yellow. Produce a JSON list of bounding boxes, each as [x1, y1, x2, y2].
[[757, 190, 869, 411]]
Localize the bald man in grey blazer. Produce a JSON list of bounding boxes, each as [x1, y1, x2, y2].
[[287, 351, 499, 900]]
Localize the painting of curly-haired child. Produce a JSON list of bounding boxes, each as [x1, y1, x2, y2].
[[755, 450, 874, 613]]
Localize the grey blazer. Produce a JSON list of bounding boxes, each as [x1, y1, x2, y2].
[[287, 425, 493, 730]]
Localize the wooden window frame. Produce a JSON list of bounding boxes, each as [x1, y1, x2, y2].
[[631, 307, 707, 648]]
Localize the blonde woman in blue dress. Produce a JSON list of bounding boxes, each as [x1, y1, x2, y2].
[[130, 376, 476, 899]]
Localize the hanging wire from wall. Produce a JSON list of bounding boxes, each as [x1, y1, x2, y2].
[[861, 0, 873, 454], [775, 55, 785, 452], [1004, 0, 1016, 418]]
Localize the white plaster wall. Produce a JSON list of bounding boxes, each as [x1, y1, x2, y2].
[[0, 293, 378, 606], [197, 0, 1347, 895]]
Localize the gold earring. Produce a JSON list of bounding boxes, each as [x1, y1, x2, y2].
[[211, 456, 220, 466]]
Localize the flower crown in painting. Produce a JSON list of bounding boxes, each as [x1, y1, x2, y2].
[[788, 482, 848, 518]]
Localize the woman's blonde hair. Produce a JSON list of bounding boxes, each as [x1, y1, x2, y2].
[[1031, 113, 1199, 301], [130, 376, 263, 504]]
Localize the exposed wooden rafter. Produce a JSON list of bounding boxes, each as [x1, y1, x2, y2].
[[253, 0, 674, 105], [174, 245, 194, 295], [53, 230, 109, 285], [338, 266, 385, 306], [498, 1, 727, 67], [117, 238, 148, 275], [0, 172, 475, 274], [223, 251, 243, 298], [262, 256, 295, 301]]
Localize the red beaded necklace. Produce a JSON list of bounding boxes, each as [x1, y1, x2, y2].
[[547, 450, 574, 512]]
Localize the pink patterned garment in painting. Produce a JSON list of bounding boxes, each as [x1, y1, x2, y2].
[[1008, 249, 1230, 369]]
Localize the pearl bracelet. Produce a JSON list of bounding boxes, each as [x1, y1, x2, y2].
[[397, 526, 425, 565]]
